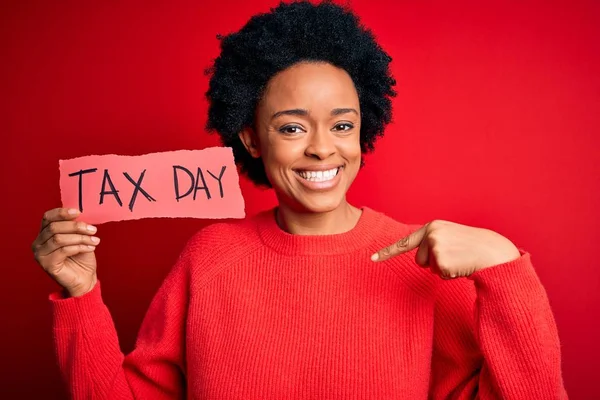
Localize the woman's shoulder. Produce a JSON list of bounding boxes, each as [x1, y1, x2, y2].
[[184, 214, 263, 252], [159, 212, 269, 289], [177, 209, 273, 265]]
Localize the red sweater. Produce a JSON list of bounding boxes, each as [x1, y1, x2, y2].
[[50, 207, 567, 399]]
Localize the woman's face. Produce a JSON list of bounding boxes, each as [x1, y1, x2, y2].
[[240, 62, 362, 213]]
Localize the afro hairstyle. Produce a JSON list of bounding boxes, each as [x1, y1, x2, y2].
[[205, 0, 396, 187]]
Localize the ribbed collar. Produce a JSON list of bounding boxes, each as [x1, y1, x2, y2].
[[255, 206, 385, 256]]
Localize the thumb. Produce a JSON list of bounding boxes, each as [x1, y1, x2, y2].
[[371, 223, 428, 262]]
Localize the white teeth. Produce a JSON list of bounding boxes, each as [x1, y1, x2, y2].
[[296, 167, 340, 182]]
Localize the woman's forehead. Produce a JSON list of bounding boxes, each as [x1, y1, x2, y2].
[[260, 63, 359, 114]]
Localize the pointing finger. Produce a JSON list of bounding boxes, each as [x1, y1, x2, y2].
[[371, 223, 429, 262]]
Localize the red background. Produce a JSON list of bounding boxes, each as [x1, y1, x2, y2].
[[2, 1, 598, 398]]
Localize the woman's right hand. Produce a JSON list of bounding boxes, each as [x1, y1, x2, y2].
[[32, 208, 100, 297]]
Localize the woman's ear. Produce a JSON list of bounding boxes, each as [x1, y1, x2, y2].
[[238, 128, 261, 158]]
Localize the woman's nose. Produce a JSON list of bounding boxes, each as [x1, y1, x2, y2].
[[304, 129, 336, 160]]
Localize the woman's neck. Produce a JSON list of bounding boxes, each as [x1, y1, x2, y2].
[[275, 200, 362, 236]]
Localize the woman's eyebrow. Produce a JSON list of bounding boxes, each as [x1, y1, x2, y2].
[[271, 109, 308, 120], [271, 107, 358, 120], [331, 108, 358, 116]]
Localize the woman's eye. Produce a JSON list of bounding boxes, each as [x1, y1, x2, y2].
[[279, 125, 303, 135], [333, 123, 354, 131]]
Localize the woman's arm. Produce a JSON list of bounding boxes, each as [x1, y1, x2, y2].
[[50, 253, 191, 399], [429, 250, 568, 399]]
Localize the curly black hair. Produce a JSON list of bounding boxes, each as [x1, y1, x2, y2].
[[205, 0, 396, 187]]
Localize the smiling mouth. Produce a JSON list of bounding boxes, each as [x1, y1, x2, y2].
[[294, 166, 342, 182]]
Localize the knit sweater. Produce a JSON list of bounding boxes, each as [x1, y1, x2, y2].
[[50, 207, 567, 399]]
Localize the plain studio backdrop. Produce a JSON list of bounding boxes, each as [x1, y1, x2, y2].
[[1, 0, 598, 398]]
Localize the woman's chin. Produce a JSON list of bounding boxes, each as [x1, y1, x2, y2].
[[292, 193, 346, 214]]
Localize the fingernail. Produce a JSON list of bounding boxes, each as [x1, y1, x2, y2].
[[87, 245, 95, 250], [68, 208, 79, 215], [90, 236, 100, 243], [87, 225, 97, 232], [371, 253, 379, 261]]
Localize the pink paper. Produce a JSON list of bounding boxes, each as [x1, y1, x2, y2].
[[59, 147, 245, 224]]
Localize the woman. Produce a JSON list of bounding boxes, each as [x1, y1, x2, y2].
[[31, 1, 567, 399]]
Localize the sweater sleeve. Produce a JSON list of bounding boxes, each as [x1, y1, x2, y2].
[[428, 249, 568, 399], [50, 252, 191, 399]]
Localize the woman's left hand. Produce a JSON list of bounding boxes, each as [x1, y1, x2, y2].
[[371, 220, 521, 279]]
